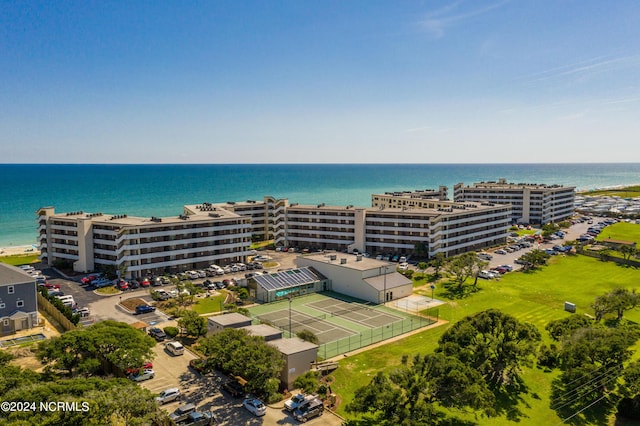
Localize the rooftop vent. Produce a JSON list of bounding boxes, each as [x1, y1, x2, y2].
[[179, 214, 189, 220], [150, 216, 162, 223], [340, 258, 347, 264]]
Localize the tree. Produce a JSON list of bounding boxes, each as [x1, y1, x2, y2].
[[620, 245, 638, 260], [592, 288, 640, 322], [296, 329, 319, 345], [346, 353, 495, 425], [417, 261, 428, 276], [546, 315, 593, 341], [428, 252, 446, 279], [199, 328, 285, 400], [36, 321, 156, 376], [518, 249, 551, 271], [550, 325, 640, 419], [177, 310, 208, 337], [292, 370, 320, 394], [437, 309, 541, 388], [444, 252, 477, 289]]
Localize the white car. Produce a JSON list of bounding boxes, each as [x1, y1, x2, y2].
[[243, 398, 266, 417], [156, 387, 181, 404], [130, 369, 154, 382]]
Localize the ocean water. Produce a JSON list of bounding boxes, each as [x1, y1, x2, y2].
[[1, 163, 639, 248]]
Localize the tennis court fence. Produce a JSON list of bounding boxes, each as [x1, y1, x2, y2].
[[320, 308, 438, 359]]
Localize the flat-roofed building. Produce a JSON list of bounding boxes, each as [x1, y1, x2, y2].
[[242, 324, 283, 342], [453, 178, 575, 224], [0, 263, 39, 336], [371, 186, 448, 208], [37, 205, 252, 278], [295, 253, 412, 304], [207, 312, 253, 335], [268, 337, 319, 389], [284, 202, 510, 258]]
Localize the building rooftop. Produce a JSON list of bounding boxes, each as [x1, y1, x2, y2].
[[208, 312, 252, 327], [364, 273, 413, 291], [299, 253, 394, 272], [253, 267, 325, 291], [40, 206, 248, 227], [458, 178, 575, 191], [242, 324, 283, 339], [0, 263, 34, 286], [268, 337, 318, 355]]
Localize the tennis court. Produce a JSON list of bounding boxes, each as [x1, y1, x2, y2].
[[306, 298, 402, 327], [249, 292, 437, 358], [257, 309, 355, 344]]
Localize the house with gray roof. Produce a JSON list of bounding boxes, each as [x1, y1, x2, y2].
[[0, 263, 39, 336]]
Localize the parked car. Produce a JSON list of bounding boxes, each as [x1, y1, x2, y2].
[[182, 411, 216, 426], [139, 278, 151, 287], [293, 396, 323, 422], [166, 341, 185, 356], [91, 278, 112, 288], [495, 249, 507, 255], [242, 398, 266, 417], [148, 327, 166, 341], [478, 270, 497, 279], [128, 280, 140, 289], [477, 253, 493, 261], [129, 368, 154, 382], [135, 305, 156, 315], [156, 387, 181, 404], [285, 393, 310, 412], [169, 403, 197, 423], [222, 379, 245, 397], [126, 362, 153, 375], [115, 279, 129, 291]]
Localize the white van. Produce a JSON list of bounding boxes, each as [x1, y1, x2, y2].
[[57, 295, 75, 304], [166, 341, 185, 356]]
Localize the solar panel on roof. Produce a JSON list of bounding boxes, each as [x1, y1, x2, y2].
[[253, 267, 320, 290]]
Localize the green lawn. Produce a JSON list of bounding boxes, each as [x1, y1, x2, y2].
[[0, 254, 40, 266], [595, 222, 640, 245], [333, 254, 640, 425], [580, 185, 640, 198], [192, 293, 227, 314]]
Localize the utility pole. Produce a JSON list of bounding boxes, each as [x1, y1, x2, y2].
[[289, 296, 292, 337]]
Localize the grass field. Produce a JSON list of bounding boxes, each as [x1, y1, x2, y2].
[[0, 254, 40, 266], [580, 185, 640, 198], [332, 254, 640, 425], [192, 293, 227, 314], [595, 222, 640, 245]]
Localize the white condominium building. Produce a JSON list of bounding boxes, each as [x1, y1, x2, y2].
[[37, 205, 252, 278], [453, 178, 575, 225], [36, 194, 511, 276], [284, 201, 511, 258]]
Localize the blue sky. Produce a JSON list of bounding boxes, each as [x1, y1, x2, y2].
[[1, 1, 639, 163]]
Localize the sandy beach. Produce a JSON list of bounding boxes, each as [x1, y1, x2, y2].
[[0, 245, 40, 258]]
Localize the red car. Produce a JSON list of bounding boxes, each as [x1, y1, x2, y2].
[[139, 278, 151, 287], [40, 282, 61, 290], [81, 274, 101, 284], [126, 362, 153, 375], [115, 279, 129, 290]]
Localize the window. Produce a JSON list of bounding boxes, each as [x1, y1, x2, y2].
[[0, 303, 5, 309], [2, 319, 8, 326], [17, 300, 24, 308], [7, 286, 14, 294]]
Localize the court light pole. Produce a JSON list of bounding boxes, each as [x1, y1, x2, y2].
[[289, 295, 292, 337]]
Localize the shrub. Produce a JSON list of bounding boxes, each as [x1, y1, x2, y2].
[[163, 326, 179, 338]]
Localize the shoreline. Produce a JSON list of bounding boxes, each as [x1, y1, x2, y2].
[[0, 245, 40, 258]]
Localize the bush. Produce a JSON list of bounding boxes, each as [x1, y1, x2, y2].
[[163, 326, 179, 338], [292, 371, 319, 394]]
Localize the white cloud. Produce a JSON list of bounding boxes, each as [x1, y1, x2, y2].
[[419, 0, 510, 38]]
